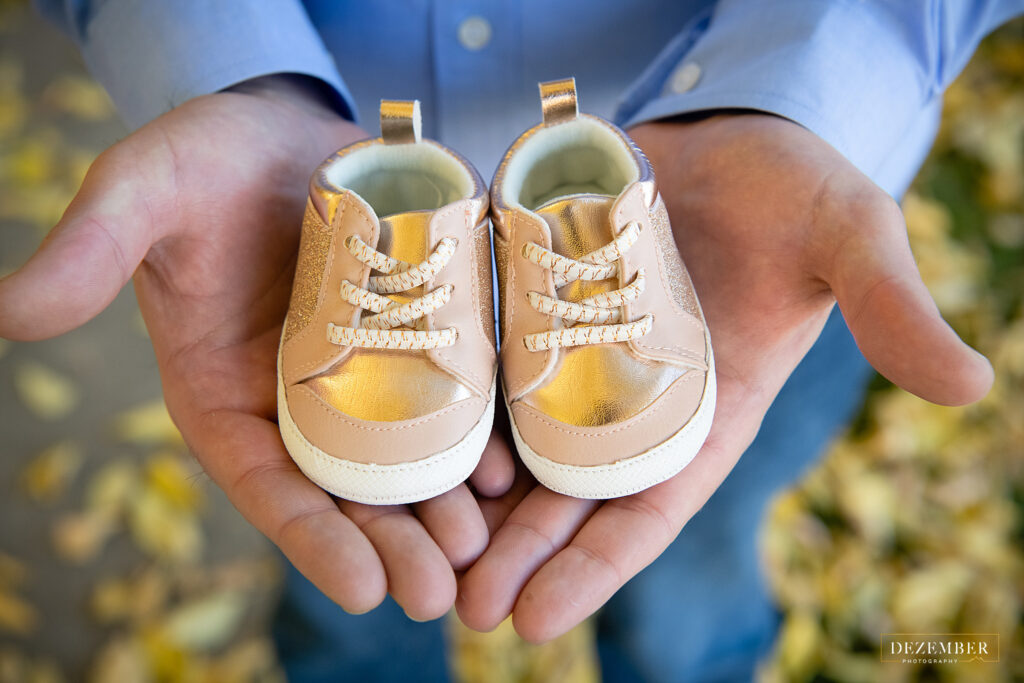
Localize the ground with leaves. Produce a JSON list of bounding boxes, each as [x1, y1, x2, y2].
[[1, 5, 1021, 683]]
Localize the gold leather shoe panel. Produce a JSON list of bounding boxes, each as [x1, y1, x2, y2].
[[376, 210, 430, 304], [524, 344, 684, 427], [377, 210, 429, 263], [539, 194, 618, 304], [524, 195, 685, 427], [540, 194, 614, 253], [302, 208, 472, 422], [304, 350, 471, 422]]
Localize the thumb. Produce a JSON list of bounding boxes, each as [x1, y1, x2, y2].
[[829, 196, 993, 406], [0, 162, 155, 341]]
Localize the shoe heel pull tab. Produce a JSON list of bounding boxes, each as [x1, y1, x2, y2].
[[380, 99, 422, 144], [539, 77, 578, 126]]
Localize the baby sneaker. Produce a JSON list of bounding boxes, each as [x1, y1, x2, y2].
[[278, 100, 497, 505], [491, 78, 715, 499]]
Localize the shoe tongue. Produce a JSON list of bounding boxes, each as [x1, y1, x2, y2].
[[534, 193, 616, 260], [377, 208, 433, 265], [535, 193, 617, 302], [376, 209, 433, 303]]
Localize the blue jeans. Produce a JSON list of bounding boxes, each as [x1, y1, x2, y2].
[[273, 308, 873, 682]]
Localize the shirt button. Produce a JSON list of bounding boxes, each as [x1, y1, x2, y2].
[[457, 16, 492, 51], [667, 62, 701, 94]]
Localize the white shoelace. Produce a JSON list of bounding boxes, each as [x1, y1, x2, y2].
[[327, 235, 458, 350], [523, 220, 652, 352]]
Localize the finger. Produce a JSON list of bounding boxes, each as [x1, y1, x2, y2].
[[510, 434, 735, 643], [412, 483, 489, 570], [508, 367, 768, 643], [340, 500, 457, 622], [478, 463, 535, 536], [0, 157, 155, 341], [196, 412, 387, 614], [456, 488, 597, 632], [828, 193, 993, 406], [468, 429, 516, 498]]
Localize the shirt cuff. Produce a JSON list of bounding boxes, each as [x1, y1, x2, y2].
[[80, 0, 357, 129], [615, 0, 932, 177]]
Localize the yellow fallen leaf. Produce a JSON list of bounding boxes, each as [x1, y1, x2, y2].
[[987, 213, 1024, 249], [204, 556, 281, 593], [208, 638, 282, 683], [13, 361, 79, 420], [903, 191, 952, 240], [128, 490, 202, 563], [51, 512, 115, 565], [2, 135, 57, 186], [88, 637, 149, 683], [0, 589, 38, 636], [893, 562, 974, 632], [40, 75, 113, 121], [112, 401, 183, 446], [90, 570, 168, 625], [775, 610, 822, 679], [820, 647, 879, 683], [89, 579, 132, 625], [129, 570, 172, 625], [159, 589, 248, 652], [145, 451, 202, 510], [0, 90, 28, 139], [139, 628, 189, 683], [450, 616, 599, 683], [835, 470, 896, 547], [85, 460, 138, 520], [20, 441, 83, 502], [0, 183, 76, 231]]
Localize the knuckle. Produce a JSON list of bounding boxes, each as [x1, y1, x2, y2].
[[611, 495, 676, 540], [274, 504, 337, 547], [228, 458, 295, 505], [568, 542, 622, 585], [501, 520, 557, 554], [824, 172, 903, 236]]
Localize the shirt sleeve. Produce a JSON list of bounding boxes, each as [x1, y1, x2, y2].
[[615, 0, 1024, 177], [33, 0, 358, 129]]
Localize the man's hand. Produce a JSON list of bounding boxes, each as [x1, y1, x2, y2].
[[0, 77, 513, 621], [456, 113, 994, 642]]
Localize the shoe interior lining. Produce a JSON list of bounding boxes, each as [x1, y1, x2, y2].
[[324, 142, 475, 217], [501, 117, 639, 211]]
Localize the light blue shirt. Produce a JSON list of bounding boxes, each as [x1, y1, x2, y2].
[[37, 0, 1023, 195]]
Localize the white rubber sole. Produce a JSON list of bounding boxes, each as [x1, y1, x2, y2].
[[277, 365, 496, 505], [509, 349, 716, 499]]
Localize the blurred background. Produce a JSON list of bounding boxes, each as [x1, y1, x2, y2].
[[0, 3, 1021, 682]]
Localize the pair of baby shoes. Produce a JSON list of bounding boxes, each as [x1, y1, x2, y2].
[[277, 79, 715, 505]]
